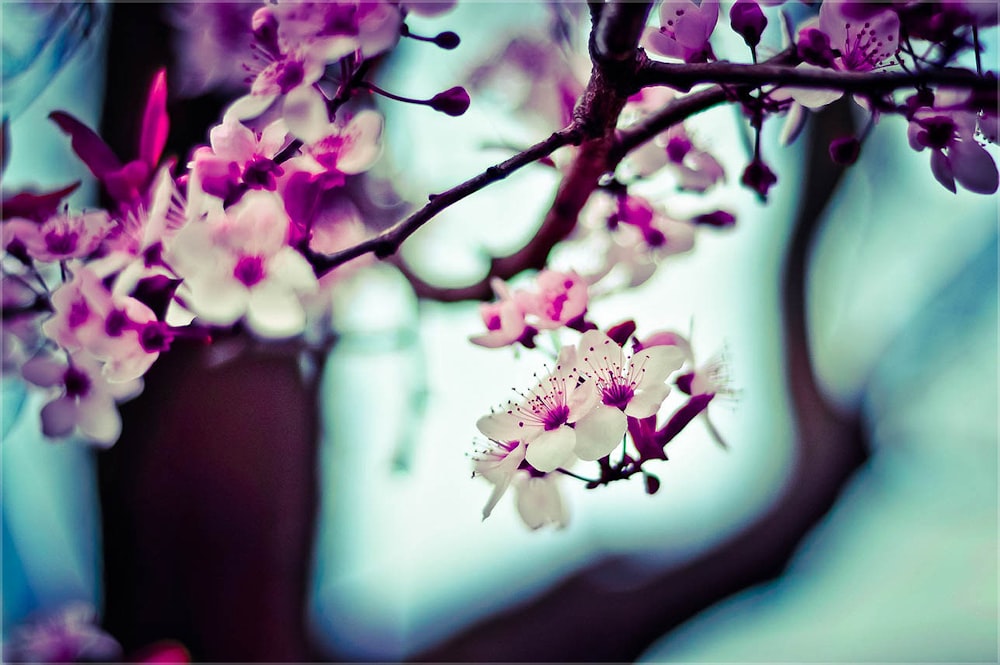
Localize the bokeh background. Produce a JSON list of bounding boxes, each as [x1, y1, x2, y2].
[[2, 1, 996, 661]]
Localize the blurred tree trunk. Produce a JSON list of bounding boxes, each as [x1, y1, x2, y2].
[[98, 341, 325, 661]]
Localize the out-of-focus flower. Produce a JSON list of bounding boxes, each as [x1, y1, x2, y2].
[[168, 190, 318, 338], [3, 210, 111, 263], [3, 603, 122, 663], [643, 0, 719, 63], [22, 350, 141, 445]]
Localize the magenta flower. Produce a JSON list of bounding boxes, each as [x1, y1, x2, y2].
[[50, 69, 169, 208], [524, 270, 589, 331], [643, 0, 719, 63], [3, 603, 121, 663], [189, 118, 289, 210], [3, 210, 111, 263], [22, 350, 142, 445], [908, 111, 999, 194]]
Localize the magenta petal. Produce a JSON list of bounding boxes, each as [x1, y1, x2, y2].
[[49, 111, 122, 178], [139, 69, 170, 168], [930, 150, 957, 194], [951, 139, 999, 195]]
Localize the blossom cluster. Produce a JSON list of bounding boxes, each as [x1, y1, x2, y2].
[[2, 0, 996, 532], [2, 0, 453, 445]]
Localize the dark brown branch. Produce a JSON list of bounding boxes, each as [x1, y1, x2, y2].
[[635, 59, 996, 95], [307, 127, 582, 277]]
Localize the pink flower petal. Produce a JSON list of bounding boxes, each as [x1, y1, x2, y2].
[[524, 426, 576, 473], [573, 405, 627, 461]]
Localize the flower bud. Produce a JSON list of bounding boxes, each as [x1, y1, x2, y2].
[[828, 136, 861, 165], [434, 31, 461, 49], [741, 158, 778, 201], [428, 86, 470, 116], [797, 27, 835, 68], [730, 0, 767, 49]]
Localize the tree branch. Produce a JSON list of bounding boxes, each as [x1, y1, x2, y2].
[[307, 127, 583, 278], [635, 59, 996, 95]]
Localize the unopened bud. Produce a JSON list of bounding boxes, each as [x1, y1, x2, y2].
[[828, 136, 861, 165], [730, 0, 767, 49], [741, 158, 778, 201], [428, 86, 470, 116], [434, 31, 461, 49]]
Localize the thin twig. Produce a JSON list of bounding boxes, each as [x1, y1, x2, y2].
[[308, 127, 583, 277]]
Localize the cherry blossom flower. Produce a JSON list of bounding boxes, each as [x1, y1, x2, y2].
[[225, 44, 328, 143], [907, 93, 999, 195], [524, 270, 589, 331], [470, 278, 534, 349], [512, 471, 568, 530], [282, 109, 384, 184], [572, 330, 685, 461], [3, 603, 122, 663], [41, 266, 164, 383], [472, 438, 526, 520], [22, 350, 141, 445], [636, 330, 734, 448], [477, 346, 598, 473], [643, 0, 719, 63], [270, 1, 402, 62], [2, 210, 111, 263], [167, 190, 318, 338], [189, 117, 290, 211]]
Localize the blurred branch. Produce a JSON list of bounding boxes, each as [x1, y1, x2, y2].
[[308, 127, 583, 278]]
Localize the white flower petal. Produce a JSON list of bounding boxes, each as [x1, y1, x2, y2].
[[77, 394, 122, 446], [626, 381, 671, 418], [477, 411, 531, 443], [515, 475, 568, 530], [337, 110, 383, 174], [225, 93, 278, 123], [632, 345, 685, 391], [573, 405, 627, 461], [525, 426, 577, 473], [577, 330, 622, 370], [246, 282, 306, 338], [283, 87, 331, 144]]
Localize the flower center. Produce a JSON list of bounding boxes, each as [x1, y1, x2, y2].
[[243, 156, 283, 190], [233, 255, 266, 287], [44, 229, 79, 256], [63, 367, 91, 398], [542, 404, 569, 430], [601, 381, 635, 410], [276, 60, 305, 94]]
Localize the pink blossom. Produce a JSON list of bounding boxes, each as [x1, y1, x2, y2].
[[470, 278, 533, 349], [167, 191, 318, 338], [41, 266, 164, 382], [3, 210, 111, 263], [643, 0, 719, 63], [908, 98, 999, 195], [283, 109, 384, 184], [189, 118, 289, 210], [22, 351, 141, 445], [818, 0, 900, 73], [525, 270, 589, 331]]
